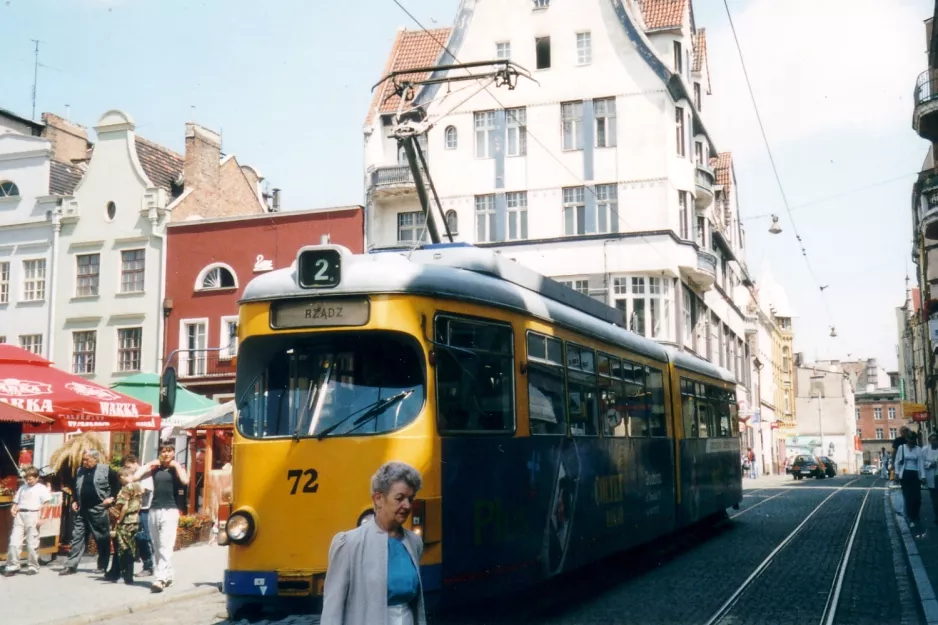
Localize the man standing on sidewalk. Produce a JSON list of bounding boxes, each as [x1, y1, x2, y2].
[[60, 450, 121, 576], [132, 442, 189, 593], [122, 455, 154, 576]]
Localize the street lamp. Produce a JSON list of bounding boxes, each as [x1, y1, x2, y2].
[[811, 374, 826, 458]]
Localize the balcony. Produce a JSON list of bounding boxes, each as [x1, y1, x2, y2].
[[172, 352, 236, 383], [680, 248, 718, 292], [921, 172, 938, 239], [913, 69, 938, 141], [369, 165, 416, 198], [694, 163, 715, 210]]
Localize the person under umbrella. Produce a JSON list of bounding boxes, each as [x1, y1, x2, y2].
[[59, 450, 120, 576]]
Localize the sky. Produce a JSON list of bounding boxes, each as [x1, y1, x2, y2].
[[1, 0, 931, 371]]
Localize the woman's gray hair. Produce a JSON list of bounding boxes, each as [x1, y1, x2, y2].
[[371, 461, 422, 496], [82, 449, 101, 460]]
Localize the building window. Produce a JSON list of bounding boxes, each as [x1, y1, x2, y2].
[[694, 82, 702, 110], [533, 0, 550, 8], [876, 428, 884, 440], [576, 32, 591, 65], [561, 101, 583, 151], [535, 36, 551, 69], [198, 264, 237, 290], [72, 331, 96, 374], [397, 211, 427, 243], [397, 134, 428, 165], [0, 261, 8, 304], [22, 259, 46, 301], [594, 97, 616, 147], [474, 111, 496, 159], [220, 317, 239, 359], [559, 279, 589, 295], [679, 191, 689, 239], [0, 337, 5, 343], [76, 253, 100, 297], [19, 334, 42, 355], [682, 287, 693, 347], [120, 249, 145, 293], [782, 346, 791, 373], [475, 194, 496, 243], [856, 408, 860, 420], [874, 407, 882, 420], [562, 186, 586, 235], [596, 184, 617, 233], [506, 191, 528, 241], [444, 126, 457, 150], [673, 41, 683, 73], [445, 209, 458, 235], [496, 42, 511, 60], [117, 327, 142, 372], [506, 108, 527, 157], [890, 427, 898, 438], [675, 106, 686, 157], [888, 406, 896, 419], [695, 141, 703, 166], [613, 276, 672, 340], [182, 321, 207, 377], [0, 181, 19, 198]]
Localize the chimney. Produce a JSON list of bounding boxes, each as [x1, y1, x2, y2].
[[272, 188, 281, 212], [184, 123, 221, 193], [40, 112, 90, 164]]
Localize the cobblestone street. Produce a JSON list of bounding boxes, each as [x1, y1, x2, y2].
[[27, 474, 931, 625]]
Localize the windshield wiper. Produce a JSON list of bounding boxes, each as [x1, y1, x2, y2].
[[316, 389, 414, 440]]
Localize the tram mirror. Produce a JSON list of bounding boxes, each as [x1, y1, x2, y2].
[[160, 366, 178, 419]]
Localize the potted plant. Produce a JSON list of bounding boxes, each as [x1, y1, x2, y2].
[[175, 513, 212, 550]]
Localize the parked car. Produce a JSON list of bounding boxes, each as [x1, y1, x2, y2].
[[790, 454, 824, 480], [860, 464, 875, 475], [819, 456, 837, 478]]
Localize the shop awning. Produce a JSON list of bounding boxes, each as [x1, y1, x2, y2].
[[0, 344, 158, 433], [0, 402, 54, 425]]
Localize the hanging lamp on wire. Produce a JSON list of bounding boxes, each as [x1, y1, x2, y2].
[[769, 214, 782, 234]]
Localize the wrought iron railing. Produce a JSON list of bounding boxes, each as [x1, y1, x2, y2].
[[370, 165, 414, 188], [166, 349, 237, 380], [915, 69, 938, 107], [697, 249, 718, 275]]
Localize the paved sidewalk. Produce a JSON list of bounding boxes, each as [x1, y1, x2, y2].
[[0, 543, 227, 625], [742, 472, 792, 490], [889, 485, 938, 624]]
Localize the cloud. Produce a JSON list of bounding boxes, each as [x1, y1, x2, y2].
[[705, 0, 929, 155]]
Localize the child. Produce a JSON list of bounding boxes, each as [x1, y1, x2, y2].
[[4, 466, 51, 576], [108, 466, 143, 584]]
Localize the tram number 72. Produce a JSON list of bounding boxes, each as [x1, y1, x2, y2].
[[287, 469, 320, 494]]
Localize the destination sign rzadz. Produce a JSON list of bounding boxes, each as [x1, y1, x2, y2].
[[270, 298, 370, 329]]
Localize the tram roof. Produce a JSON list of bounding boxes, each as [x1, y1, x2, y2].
[[241, 242, 735, 382]]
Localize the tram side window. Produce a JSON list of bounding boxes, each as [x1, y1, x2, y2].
[[566, 343, 598, 436], [598, 353, 626, 437], [435, 316, 515, 433], [622, 360, 648, 437], [646, 367, 667, 437], [680, 379, 697, 438], [695, 382, 711, 438], [729, 393, 739, 436], [527, 332, 567, 435], [712, 387, 731, 437]]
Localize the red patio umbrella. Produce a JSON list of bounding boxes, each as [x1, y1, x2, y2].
[[0, 344, 159, 434]]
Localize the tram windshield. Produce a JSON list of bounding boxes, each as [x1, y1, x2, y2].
[[234, 331, 426, 439]]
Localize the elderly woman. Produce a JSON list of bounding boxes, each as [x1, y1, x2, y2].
[[321, 461, 426, 625]]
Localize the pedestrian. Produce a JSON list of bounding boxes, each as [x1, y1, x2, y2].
[[105, 466, 144, 584], [923, 433, 938, 527], [893, 427, 910, 482], [122, 454, 154, 576], [4, 466, 51, 577], [131, 442, 189, 593], [59, 450, 121, 576], [747, 448, 757, 479], [321, 461, 427, 625], [896, 431, 926, 532]]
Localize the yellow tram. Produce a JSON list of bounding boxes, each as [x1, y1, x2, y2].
[[159, 242, 741, 620]]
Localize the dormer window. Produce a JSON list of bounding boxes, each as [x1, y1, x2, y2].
[[196, 263, 238, 291], [0, 181, 19, 198]]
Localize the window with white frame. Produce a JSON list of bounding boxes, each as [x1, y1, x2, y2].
[[19, 334, 42, 355], [199, 265, 237, 290], [0, 181, 19, 198], [445, 209, 458, 235], [475, 194, 496, 243], [397, 211, 427, 243], [682, 287, 694, 347], [613, 276, 672, 340], [182, 321, 207, 377], [675, 106, 686, 157], [496, 42, 511, 59], [596, 184, 617, 233], [890, 427, 898, 439], [856, 408, 860, 419], [595, 97, 616, 147], [576, 32, 591, 65], [673, 41, 682, 73], [875, 428, 884, 440], [558, 279, 589, 295], [696, 216, 706, 248], [506, 108, 526, 156], [22, 259, 45, 301], [562, 186, 586, 235], [679, 191, 689, 239], [0, 261, 8, 304], [561, 101, 583, 151], [474, 111, 496, 159], [117, 327, 142, 372], [120, 249, 145, 293], [444, 126, 457, 150], [76, 253, 100, 297], [506, 191, 528, 241], [874, 407, 882, 420], [220, 316, 239, 359], [888, 406, 896, 419], [694, 82, 702, 110], [72, 331, 96, 374]]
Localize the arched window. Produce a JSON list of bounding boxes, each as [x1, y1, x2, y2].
[[0, 181, 20, 198], [445, 209, 458, 234], [195, 263, 238, 291], [444, 126, 457, 150]]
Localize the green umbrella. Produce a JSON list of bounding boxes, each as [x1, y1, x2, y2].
[[110, 372, 218, 421]]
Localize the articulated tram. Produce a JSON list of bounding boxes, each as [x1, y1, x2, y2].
[[162, 242, 741, 619]]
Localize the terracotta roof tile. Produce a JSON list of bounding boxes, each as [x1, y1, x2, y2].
[[49, 160, 85, 196], [637, 0, 686, 32], [692, 29, 707, 73], [134, 136, 183, 196], [365, 28, 452, 126], [711, 152, 733, 189]]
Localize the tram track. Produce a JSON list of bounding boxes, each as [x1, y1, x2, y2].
[[703, 483, 872, 625]]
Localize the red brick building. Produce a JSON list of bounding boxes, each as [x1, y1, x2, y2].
[[855, 388, 904, 465], [163, 206, 364, 400]]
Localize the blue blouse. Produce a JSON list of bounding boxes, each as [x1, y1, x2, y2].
[[387, 536, 419, 606]]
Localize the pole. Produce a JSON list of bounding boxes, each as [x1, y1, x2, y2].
[[399, 136, 441, 244], [31, 40, 40, 120], [816, 392, 824, 456]]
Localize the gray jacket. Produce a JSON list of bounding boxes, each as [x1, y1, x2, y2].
[[74, 463, 118, 510], [320, 517, 426, 625]]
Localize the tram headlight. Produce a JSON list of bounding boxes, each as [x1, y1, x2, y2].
[[226, 510, 256, 545]]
